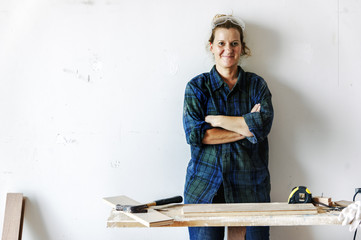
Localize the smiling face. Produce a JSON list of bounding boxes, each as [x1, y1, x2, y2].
[[210, 28, 243, 70]]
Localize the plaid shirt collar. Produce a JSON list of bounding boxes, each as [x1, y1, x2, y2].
[[209, 65, 247, 93]]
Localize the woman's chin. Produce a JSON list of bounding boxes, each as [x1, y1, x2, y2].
[[219, 61, 238, 69]]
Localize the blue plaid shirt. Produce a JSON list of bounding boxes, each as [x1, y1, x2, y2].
[[183, 66, 274, 204]]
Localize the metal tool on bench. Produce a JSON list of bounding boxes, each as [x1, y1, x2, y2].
[[288, 186, 313, 204], [288, 186, 346, 212], [116, 196, 183, 213]]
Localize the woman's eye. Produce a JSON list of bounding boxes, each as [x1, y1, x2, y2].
[[218, 42, 224, 46], [231, 42, 239, 47]]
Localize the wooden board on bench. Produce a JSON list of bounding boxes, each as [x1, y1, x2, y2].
[[103, 195, 174, 227], [182, 202, 318, 216]]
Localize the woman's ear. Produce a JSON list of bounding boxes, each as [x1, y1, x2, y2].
[[209, 42, 213, 52]]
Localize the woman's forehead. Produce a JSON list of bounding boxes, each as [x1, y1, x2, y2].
[[214, 28, 241, 40]]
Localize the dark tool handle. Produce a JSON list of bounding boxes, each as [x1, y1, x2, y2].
[[154, 196, 183, 206], [130, 196, 183, 212]]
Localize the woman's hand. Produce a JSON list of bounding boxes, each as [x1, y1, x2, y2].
[[251, 103, 261, 113], [204, 115, 221, 127]]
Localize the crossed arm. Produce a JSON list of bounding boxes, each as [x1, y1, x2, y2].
[[202, 104, 260, 145]]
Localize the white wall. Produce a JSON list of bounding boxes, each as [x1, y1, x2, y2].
[[1, 0, 360, 239]]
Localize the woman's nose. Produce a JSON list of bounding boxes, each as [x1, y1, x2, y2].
[[225, 44, 233, 51]]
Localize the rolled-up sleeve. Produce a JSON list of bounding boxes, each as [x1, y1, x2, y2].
[[243, 79, 274, 144], [183, 82, 212, 146]]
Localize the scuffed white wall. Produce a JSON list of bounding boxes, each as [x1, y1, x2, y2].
[[0, 0, 360, 239]]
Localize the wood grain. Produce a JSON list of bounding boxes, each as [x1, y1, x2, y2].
[[182, 202, 318, 216], [107, 204, 340, 228], [1, 193, 24, 240], [228, 227, 246, 240], [103, 195, 174, 227]]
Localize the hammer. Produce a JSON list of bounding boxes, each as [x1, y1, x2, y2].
[[116, 196, 183, 213]]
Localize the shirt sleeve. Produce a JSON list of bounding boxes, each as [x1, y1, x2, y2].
[[242, 78, 274, 144], [183, 81, 213, 146]]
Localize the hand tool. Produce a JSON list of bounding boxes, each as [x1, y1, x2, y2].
[[116, 196, 183, 213], [288, 187, 345, 211], [288, 186, 312, 204]]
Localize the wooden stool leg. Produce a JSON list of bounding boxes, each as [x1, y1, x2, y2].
[[227, 226, 246, 240], [2, 193, 25, 240]]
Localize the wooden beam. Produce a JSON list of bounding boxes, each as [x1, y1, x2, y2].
[[334, 200, 352, 208], [2, 193, 25, 240], [103, 195, 174, 227], [228, 227, 246, 240], [182, 202, 318, 216], [313, 196, 332, 206], [107, 203, 341, 228]]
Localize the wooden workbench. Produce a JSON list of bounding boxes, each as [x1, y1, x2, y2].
[[105, 197, 344, 240], [106, 204, 341, 227]]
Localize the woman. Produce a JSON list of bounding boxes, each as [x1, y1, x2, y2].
[[183, 14, 274, 240]]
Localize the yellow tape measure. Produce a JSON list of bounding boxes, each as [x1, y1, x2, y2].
[[288, 186, 312, 204]]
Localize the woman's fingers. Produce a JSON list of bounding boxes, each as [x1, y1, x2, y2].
[[205, 115, 217, 126], [251, 103, 261, 113]]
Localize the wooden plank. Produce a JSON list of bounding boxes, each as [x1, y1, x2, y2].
[[228, 227, 246, 240], [334, 200, 353, 207], [103, 195, 174, 227], [107, 210, 142, 228], [2, 193, 25, 240], [313, 196, 332, 206], [107, 203, 341, 228], [182, 202, 318, 216]]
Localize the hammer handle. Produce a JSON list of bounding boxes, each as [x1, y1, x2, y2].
[[129, 196, 183, 213], [152, 196, 183, 206]]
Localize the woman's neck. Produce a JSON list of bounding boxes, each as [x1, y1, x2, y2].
[[216, 65, 239, 89]]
